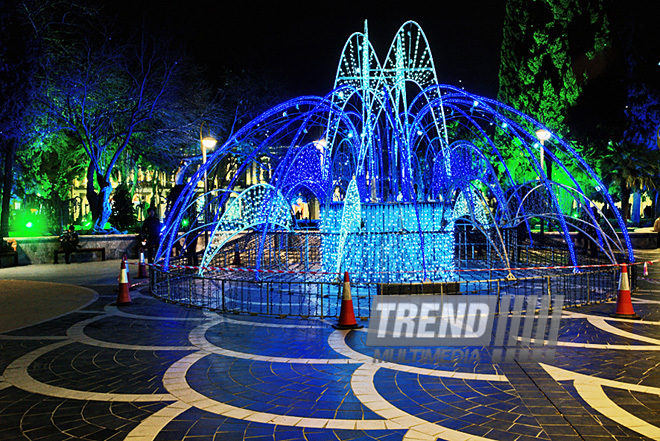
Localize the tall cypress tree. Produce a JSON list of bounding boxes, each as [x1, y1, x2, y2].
[[498, 0, 609, 134], [109, 184, 137, 232]]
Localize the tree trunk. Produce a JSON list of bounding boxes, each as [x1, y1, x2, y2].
[[0, 138, 16, 239], [85, 163, 113, 231], [93, 185, 113, 230], [86, 162, 99, 219]]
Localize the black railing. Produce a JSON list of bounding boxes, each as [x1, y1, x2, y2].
[[152, 229, 629, 318], [151, 260, 621, 319]]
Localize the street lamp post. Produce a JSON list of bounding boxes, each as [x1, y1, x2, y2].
[[536, 129, 552, 237], [200, 122, 217, 247]]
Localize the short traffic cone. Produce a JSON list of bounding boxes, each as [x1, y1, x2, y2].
[[333, 272, 363, 330], [116, 259, 132, 305], [136, 248, 148, 279], [610, 263, 639, 319]]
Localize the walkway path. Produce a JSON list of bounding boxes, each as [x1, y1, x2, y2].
[[1, 254, 660, 440]]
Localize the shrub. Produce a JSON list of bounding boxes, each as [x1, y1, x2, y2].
[[109, 184, 137, 232]]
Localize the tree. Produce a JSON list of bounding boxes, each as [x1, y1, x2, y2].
[[108, 183, 137, 232], [621, 84, 660, 223], [596, 142, 660, 222], [218, 68, 291, 137], [498, 0, 609, 135], [0, 0, 40, 238], [32, 3, 223, 232], [0, 1, 108, 237], [6, 2, 289, 237], [38, 22, 183, 231], [16, 130, 87, 233], [209, 68, 292, 189], [568, 2, 660, 222]]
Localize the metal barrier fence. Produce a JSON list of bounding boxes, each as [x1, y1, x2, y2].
[[150, 259, 622, 319]]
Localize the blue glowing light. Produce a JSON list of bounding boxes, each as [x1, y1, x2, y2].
[[157, 20, 634, 280]]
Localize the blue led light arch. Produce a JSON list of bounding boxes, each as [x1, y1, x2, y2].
[[198, 184, 293, 274], [156, 20, 634, 282]]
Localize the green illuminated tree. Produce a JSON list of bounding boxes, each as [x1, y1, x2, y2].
[[35, 11, 218, 232], [0, 1, 104, 237], [498, 0, 609, 135], [41, 28, 178, 231], [620, 85, 660, 223], [15, 129, 87, 233]]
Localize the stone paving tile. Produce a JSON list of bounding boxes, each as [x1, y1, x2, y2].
[[0, 339, 57, 372], [26, 343, 187, 395], [503, 362, 612, 440], [186, 354, 383, 420], [156, 407, 406, 441], [556, 319, 655, 346], [0, 387, 167, 440], [113, 294, 210, 318], [616, 389, 660, 426], [345, 331, 502, 374], [553, 347, 660, 388], [372, 368, 550, 439], [605, 321, 660, 334], [2, 279, 660, 440], [78, 291, 119, 313], [569, 297, 659, 321], [204, 321, 346, 359], [81, 314, 200, 347], [560, 379, 655, 440]]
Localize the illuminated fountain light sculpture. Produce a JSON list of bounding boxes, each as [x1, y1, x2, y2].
[[157, 21, 633, 284]]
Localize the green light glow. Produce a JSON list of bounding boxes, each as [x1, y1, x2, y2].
[[9, 209, 48, 237]]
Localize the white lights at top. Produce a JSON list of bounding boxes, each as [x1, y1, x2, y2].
[[313, 138, 328, 151], [202, 136, 217, 149], [535, 129, 551, 142]]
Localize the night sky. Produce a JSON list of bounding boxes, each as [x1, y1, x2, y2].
[[112, 0, 506, 98]]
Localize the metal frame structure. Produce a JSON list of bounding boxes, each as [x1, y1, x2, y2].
[[156, 21, 633, 286]]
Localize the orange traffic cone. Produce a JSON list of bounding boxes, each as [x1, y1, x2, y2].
[[643, 262, 649, 276], [137, 248, 148, 278], [116, 259, 132, 305], [333, 272, 364, 330], [611, 263, 639, 319]]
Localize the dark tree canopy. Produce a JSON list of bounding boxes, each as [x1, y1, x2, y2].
[[108, 183, 137, 231], [30, 4, 219, 231], [0, 0, 46, 237], [498, 0, 609, 133]]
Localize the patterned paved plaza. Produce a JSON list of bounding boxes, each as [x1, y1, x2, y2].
[[1, 256, 660, 441]]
